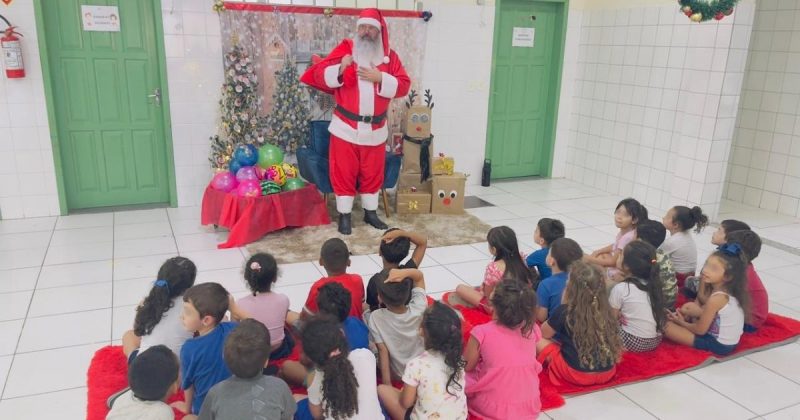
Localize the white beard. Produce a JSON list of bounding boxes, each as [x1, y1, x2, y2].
[[353, 35, 383, 67]]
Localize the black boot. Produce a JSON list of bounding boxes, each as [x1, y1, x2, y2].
[[363, 210, 388, 230], [338, 213, 352, 235]]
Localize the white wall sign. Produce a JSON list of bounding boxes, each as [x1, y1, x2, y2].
[[512, 27, 535, 48], [81, 5, 121, 32]]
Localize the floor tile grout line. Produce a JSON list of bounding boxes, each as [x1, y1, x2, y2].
[[758, 402, 800, 418], [0, 385, 88, 401], [610, 387, 662, 419], [0, 217, 57, 401], [745, 347, 800, 388], [110, 212, 117, 349], [684, 371, 760, 416], [12, 339, 115, 358]]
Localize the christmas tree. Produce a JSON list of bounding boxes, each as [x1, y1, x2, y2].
[[264, 60, 311, 154], [209, 44, 267, 170]]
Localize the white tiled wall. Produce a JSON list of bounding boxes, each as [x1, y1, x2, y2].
[[161, 0, 224, 207], [724, 0, 800, 217], [560, 3, 755, 218], [0, 1, 60, 219]]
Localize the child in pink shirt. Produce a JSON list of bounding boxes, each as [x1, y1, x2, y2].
[[586, 198, 648, 279], [464, 279, 542, 419]]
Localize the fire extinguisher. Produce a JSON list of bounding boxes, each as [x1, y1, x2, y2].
[[1, 25, 25, 79]]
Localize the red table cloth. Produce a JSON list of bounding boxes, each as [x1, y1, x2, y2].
[[201, 183, 331, 248]]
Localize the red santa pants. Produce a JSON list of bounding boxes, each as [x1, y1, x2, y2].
[[329, 135, 385, 197]]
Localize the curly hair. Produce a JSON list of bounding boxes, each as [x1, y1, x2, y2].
[[490, 279, 538, 338], [671, 205, 709, 233], [244, 253, 278, 295], [487, 226, 533, 286], [134, 257, 197, 336], [564, 261, 623, 370], [301, 316, 358, 420], [621, 241, 666, 332], [422, 302, 466, 396], [317, 282, 352, 322]]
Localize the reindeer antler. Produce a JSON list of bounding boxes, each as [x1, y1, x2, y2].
[[406, 89, 418, 108], [424, 89, 434, 109]]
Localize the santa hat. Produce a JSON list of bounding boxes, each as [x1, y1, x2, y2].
[[356, 8, 390, 64]]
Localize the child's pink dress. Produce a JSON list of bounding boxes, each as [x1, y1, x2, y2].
[[466, 320, 542, 419]]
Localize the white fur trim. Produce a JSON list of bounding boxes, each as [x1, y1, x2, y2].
[[328, 115, 389, 146], [336, 195, 355, 214], [324, 64, 343, 89], [357, 17, 381, 29], [377, 72, 398, 99], [361, 192, 380, 210]]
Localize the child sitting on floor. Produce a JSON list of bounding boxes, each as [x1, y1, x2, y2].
[[725, 230, 768, 332], [465, 279, 542, 419], [661, 205, 709, 287], [175, 283, 238, 415], [107, 345, 179, 420], [369, 268, 427, 385], [378, 302, 468, 420], [317, 282, 370, 350], [122, 257, 197, 364], [450, 226, 533, 312], [635, 220, 677, 308], [666, 245, 749, 356], [193, 319, 296, 420], [287, 238, 365, 325], [585, 198, 648, 278], [536, 238, 583, 322], [526, 218, 565, 282], [233, 253, 293, 360], [711, 219, 751, 247], [295, 317, 384, 420], [366, 228, 428, 313], [538, 261, 622, 386], [610, 241, 666, 352]]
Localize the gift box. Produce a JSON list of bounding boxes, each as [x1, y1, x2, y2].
[[431, 172, 466, 215], [432, 154, 454, 176], [396, 189, 432, 214], [386, 133, 404, 156], [398, 172, 432, 192], [401, 135, 433, 176]]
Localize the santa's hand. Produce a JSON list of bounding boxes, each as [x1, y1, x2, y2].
[[340, 54, 353, 71], [358, 66, 383, 83]]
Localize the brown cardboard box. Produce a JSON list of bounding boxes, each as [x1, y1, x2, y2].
[[432, 155, 455, 176], [401, 136, 433, 175], [396, 189, 432, 214], [398, 172, 432, 192], [431, 172, 466, 214]]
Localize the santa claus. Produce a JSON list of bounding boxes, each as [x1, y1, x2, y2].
[[300, 8, 411, 235]]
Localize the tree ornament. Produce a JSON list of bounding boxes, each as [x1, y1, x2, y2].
[[677, 0, 740, 23]]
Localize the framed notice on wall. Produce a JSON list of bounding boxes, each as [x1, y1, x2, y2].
[[81, 5, 121, 32], [512, 27, 535, 47]]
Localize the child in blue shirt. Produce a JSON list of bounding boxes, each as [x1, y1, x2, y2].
[[317, 282, 370, 350], [526, 218, 565, 281], [536, 238, 583, 322], [176, 282, 238, 416]]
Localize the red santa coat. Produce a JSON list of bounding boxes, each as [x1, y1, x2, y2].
[[300, 39, 411, 146]]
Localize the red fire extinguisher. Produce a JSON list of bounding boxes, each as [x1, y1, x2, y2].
[[1, 26, 25, 79]]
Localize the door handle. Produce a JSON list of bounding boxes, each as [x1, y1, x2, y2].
[[147, 88, 162, 106]]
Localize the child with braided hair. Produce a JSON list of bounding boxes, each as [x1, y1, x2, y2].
[[537, 261, 622, 386], [294, 316, 383, 420]]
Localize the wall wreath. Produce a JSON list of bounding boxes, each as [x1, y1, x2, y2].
[[678, 0, 740, 22]]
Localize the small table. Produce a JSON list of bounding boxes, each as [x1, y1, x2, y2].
[[201, 183, 331, 249]]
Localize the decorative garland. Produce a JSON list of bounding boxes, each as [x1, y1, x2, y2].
[[678, 0, 739, 22]]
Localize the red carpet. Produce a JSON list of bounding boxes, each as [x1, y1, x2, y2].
[[88, 313, 800, 418]]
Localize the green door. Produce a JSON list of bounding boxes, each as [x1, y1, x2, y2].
[[41, 0, 171, 210], [486, 0, 565, 179]]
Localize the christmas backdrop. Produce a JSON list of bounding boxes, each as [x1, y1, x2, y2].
[[216, 5, 429, 152]]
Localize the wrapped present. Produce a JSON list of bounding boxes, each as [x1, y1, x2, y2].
[[401, 134, 433, 180], [398, 172, 432, 193], [396, 189, 432, 215], [432, 153, 454, 176], [432, 172, 466, 215], [401, 89, 434, 180]]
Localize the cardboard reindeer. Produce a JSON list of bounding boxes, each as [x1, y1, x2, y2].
[[401, 89, 434, 182]]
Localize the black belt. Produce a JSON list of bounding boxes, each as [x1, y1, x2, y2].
[[335, 105, 386, 124]]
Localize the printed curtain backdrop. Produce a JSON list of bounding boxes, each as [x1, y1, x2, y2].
[[218, 5, 429, 135]]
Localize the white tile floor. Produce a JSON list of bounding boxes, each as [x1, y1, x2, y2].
[[1, 178, 799, 419]]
